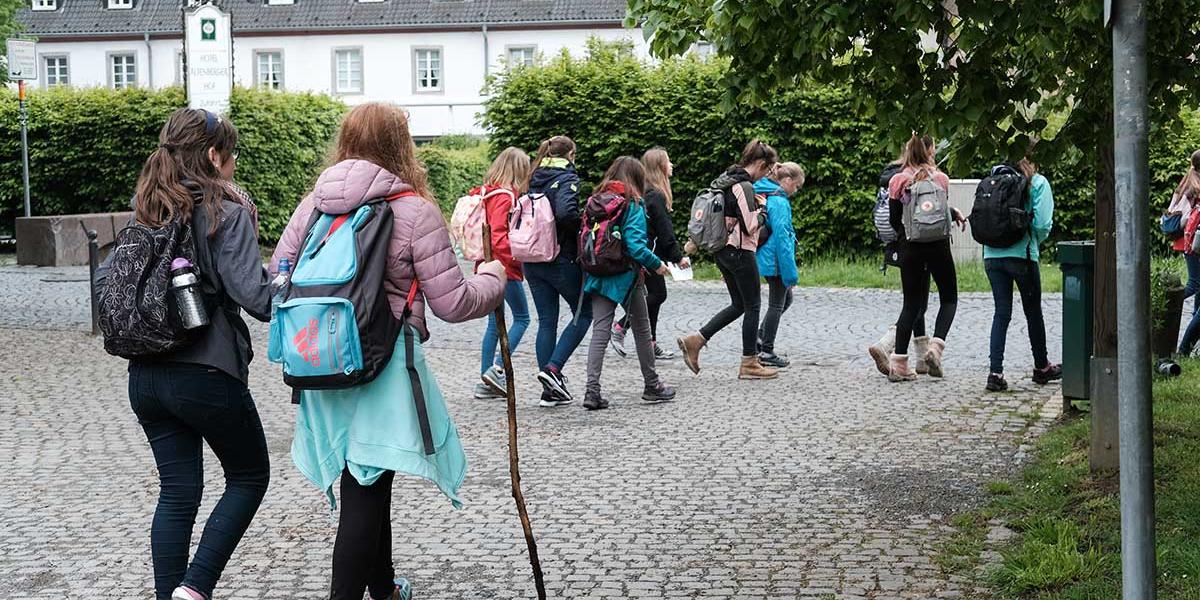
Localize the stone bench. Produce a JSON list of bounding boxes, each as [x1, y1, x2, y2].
[[15, 212, 133, 267]]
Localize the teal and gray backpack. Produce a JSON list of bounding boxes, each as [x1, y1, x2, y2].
[[268, 191, 436, 454], [902, 170, 952, 242]]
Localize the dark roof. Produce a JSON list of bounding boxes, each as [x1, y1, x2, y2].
[[17, 0, 629, 38]]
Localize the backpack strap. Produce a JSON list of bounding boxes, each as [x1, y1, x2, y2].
[[399, 278, 434, 455], [728, 181, 754, 237]]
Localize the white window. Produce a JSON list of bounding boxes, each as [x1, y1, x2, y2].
[[43, 56, 68, 86], [413, 48, 442, 92], [31, 0, 57, 11], [507, 46, 535, 69], [110, 54, 137, 89], [333, 48, 363, 94], [256, 51, 284, 90], [107, 0, 133, 9]]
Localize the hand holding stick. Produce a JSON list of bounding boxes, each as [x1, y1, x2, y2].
[[482, 223, 546, 600]]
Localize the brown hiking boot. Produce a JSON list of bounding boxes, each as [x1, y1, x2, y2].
[[677, 333, 706, 375], [738, 355, 779, 380]]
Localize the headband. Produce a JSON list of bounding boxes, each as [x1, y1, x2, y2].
[[200, 109, 220, 135]]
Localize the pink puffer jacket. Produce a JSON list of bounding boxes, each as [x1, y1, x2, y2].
[[271, 159, 504, 341]]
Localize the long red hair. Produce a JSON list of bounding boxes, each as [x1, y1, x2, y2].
[[332, 103, 434, 203]]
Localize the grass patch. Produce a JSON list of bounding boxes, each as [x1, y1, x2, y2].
[[938, 358, 1200, 598], [687, 254, 1064, 294]]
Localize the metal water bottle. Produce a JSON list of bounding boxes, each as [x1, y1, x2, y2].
[[169, 258, 209, 330]]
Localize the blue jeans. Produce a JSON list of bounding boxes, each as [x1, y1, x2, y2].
[[480, 280, 531, 373], [1178, 253, 1200, 353], [985, 258, 1048, 374], [525, 257, 593, 371], [129, 362, 271, 600]]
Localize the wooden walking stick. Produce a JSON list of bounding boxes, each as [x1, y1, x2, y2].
[[483, 222, 547, 600]]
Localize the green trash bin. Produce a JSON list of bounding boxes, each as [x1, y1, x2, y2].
[[1058, 241, 1094, 400]]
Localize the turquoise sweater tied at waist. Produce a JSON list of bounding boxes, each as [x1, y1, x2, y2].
[[291, 330, 468, 508], [982, 173, 1054, 262]]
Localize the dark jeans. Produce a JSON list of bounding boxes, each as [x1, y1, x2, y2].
[[525, 257, 593, 371], [985, 258, 1049, 374], [700, 247, 761, 356], [1180, 253, 1200, 354], [128, 362, 270, 600], [618, 270, 668, 340], [758, 275, 794, 354], [330, 469, 397, 600], [895, 240, 957, 354]]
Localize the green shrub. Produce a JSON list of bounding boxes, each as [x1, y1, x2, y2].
[[0, 86, 493, 244], [482, 39, 1200, 256], [417, 140, 492, 215]]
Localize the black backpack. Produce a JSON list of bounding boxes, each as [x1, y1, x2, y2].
[[969, 164, 1032, 250], [98, 217, 214, 358]]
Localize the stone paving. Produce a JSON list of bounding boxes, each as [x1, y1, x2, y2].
[[0, 263, 1066, 599]]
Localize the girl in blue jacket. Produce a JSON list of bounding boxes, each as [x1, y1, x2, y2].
[[581, 157, 675, 410], [754, 162, 803, 367]]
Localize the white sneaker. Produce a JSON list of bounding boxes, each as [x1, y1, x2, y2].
[[172, 587, 205, 600], [481, 365, 507, 395]]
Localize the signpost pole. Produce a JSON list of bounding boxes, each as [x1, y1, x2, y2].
[[18, 79, 31, 218]]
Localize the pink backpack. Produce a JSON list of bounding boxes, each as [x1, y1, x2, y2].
[[509, 193, 560, 263], [450, 189, 509, 261]]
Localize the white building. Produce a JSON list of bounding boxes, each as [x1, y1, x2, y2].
[[15, 0, 646, 137]]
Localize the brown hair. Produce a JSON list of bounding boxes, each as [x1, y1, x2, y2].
[[332, 103, 433, 203], [901, 134, 936, 179], [484, 146, 532, 194], [135, 108, 237, 236], [738, 139, 779, 170], [775, 161, 805, 187], [1176, 150, 1200, 200], [597, 156, 646, 199], [533, 135, 575, 167], [641, 147, 673, 211]]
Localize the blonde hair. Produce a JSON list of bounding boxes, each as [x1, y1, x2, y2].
[[775, 162, 805, 188], [484, 147, 532, 194], [1176, 150, 1200, 200], [641, 147, 673, 211], [332, 103, 434, 203], [902, 134, 936, 180]]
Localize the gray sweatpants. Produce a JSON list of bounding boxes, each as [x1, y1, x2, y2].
[[586, 280, 660, 397]]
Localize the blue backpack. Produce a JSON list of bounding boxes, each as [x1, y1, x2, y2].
[[268, 191, 436, 453]]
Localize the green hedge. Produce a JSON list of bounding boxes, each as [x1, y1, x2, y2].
[[483, 40, 1200, 256], [0, 86, 491, 244]]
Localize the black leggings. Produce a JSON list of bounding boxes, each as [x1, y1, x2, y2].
[[895, 240, 957, 354], [618, 270, 667, 340], [331, 469, 396, 600], [700, 247, 761, 356]]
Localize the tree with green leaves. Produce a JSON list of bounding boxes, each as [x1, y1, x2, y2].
[[627, 0, 1200, 356], [0, 0, 25, 85]]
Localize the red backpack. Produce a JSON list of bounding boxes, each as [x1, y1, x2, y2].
[[578, 188, 631, 276]]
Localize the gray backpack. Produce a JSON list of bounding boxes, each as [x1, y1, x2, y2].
[[687, 187, 731, 252], [902, 171, 951, 242]]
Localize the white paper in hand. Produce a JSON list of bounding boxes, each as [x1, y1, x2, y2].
[[667, 263, 694, 282]]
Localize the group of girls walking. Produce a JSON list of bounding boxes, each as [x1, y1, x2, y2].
[[866, 133, 1062, 390], [1168, 150, 1200, 356], [110, 103, 507, 600]]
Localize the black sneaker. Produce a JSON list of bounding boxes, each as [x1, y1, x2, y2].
[[758, 352, 790, 369], [986, 373, 1008, 392], [538, 390, 572, 408], [653, 343, 676, 361], [537, 368, 572, 401], [583, 393, 609, 411], [641, 383, 676, 403], [1032, 364, 1063, 385]]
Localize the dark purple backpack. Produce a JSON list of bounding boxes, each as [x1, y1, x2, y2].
[[578, 190, 631, 276]]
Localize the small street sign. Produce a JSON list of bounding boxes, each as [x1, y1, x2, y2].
[[6, 39, 37, 81]]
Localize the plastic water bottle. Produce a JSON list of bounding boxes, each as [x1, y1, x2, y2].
[[271, 258, 291, 319], [169, 258, 209, 330]]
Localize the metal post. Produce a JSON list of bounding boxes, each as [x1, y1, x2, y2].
[[83, 223, 100, 336], [18, 80, 31, 218], [1112, 0, 1156, 597]]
